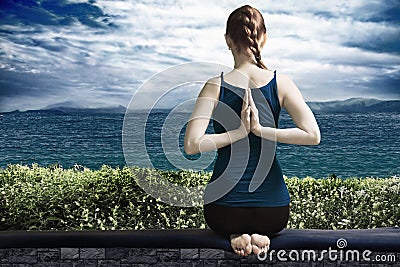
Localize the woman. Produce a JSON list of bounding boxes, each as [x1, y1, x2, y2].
[[184, 5, 320, 257]]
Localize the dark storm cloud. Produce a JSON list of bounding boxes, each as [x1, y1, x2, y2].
[[0, 69, 66, 97], [351, 2, 399, 54], [312, 1, 400, 55], [0, 0, 113, 28], [355, 1, 400, 23]]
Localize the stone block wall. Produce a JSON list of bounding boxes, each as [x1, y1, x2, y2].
[[0, 247, 399, 266]]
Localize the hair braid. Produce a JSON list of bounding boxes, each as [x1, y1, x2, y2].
[[226, 5, 268, 70], [241, 9, 262, 63]]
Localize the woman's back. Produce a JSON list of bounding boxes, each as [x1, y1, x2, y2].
[[203, 68, 291, 207], [221, 68, 277, 95]]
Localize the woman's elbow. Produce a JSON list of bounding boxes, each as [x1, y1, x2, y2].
[[184, 141, 199, 155], [310, 130, 321, 145]]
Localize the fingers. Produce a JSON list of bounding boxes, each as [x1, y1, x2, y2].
[[242, 87, 249, 110], [245, 107, 251, 132], [242, 102, 250, 122], [248, 87, 254, 104], [248, 88, 257, 113], [247, 89, 259, 122], [240, 89, 251, 132], [245, 105, 251, 117], [243, 88, 259, 113]]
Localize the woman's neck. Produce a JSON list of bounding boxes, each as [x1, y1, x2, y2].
[[232, 52, 258, 69]]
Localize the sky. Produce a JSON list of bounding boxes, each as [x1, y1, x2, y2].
[[0, 0, 399, 112]]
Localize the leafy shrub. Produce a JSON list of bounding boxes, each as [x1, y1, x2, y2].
[[285, 176, 399, 229], [0, 164, 398, 231]]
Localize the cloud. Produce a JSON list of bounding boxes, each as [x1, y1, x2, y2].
[[0, 0, 111, 28], [0, 0, 399, 112]]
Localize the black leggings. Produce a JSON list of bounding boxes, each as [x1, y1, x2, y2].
[[203, 203, 290, 239]]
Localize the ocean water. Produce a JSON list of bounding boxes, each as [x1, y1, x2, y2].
[[0, 111, 398, 178]]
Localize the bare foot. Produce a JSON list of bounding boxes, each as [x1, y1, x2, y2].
[[230, 233, 252, 256], [250, 233, 270, 255]]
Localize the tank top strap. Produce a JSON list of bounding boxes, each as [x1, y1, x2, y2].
[[219, 71, 225, 101]]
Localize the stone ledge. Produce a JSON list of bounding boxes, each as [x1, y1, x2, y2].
[[0, 248, 398, 267], [1, 228, 399, 266]]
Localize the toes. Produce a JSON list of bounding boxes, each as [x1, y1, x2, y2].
[[236, 249, 242, 255], [252, 244, 260, 254], [251, 233, 270, 251], [250, 233, 271, 256], [261, 246, 266, 254], [245, 243, 252, 256], [234, 247, 244, 256], [260, 245, 269, 255], [231, 233, 252, 256]]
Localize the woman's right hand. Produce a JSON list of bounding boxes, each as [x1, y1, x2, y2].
[[238, 88, 251, 136]]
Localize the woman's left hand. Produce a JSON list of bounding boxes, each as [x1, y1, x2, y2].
[[247, 88, 262, 137]]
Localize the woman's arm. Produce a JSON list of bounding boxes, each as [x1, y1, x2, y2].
[[184, 77, 250, 155], [250, 74, 320, 145]]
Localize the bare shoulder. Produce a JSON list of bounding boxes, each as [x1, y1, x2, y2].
[[207, 76, 221, 89], [276, 72, 301, 94], [276, 72, 295, 91], [198, 75, 221, 99], [276, 72, 308, 110], [189, 75, 222, 117], [275, 72, 305, 108]]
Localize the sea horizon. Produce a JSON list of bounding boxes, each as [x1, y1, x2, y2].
[[0, 110, 398, 179]]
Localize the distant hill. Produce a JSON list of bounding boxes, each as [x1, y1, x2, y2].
[[44, 105, 127, 114], [41, 101, 127, 114], [44, 101, 86, 110], [1, 98, 398, 115], [306, 98, 400, 113], [0, 104, 127, 115]]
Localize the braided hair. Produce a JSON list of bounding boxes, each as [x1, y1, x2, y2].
[[226, 5, 268, 70]]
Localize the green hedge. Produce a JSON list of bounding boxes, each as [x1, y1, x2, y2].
[[0, 164, 398, 231]]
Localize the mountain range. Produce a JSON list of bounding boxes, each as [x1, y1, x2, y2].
[[1, 103, 127, 115], [1, 98, 399, 115], [306, 98, 399, 113]]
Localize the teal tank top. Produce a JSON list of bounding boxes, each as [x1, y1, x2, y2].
[[203, 70, 291, 207]]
